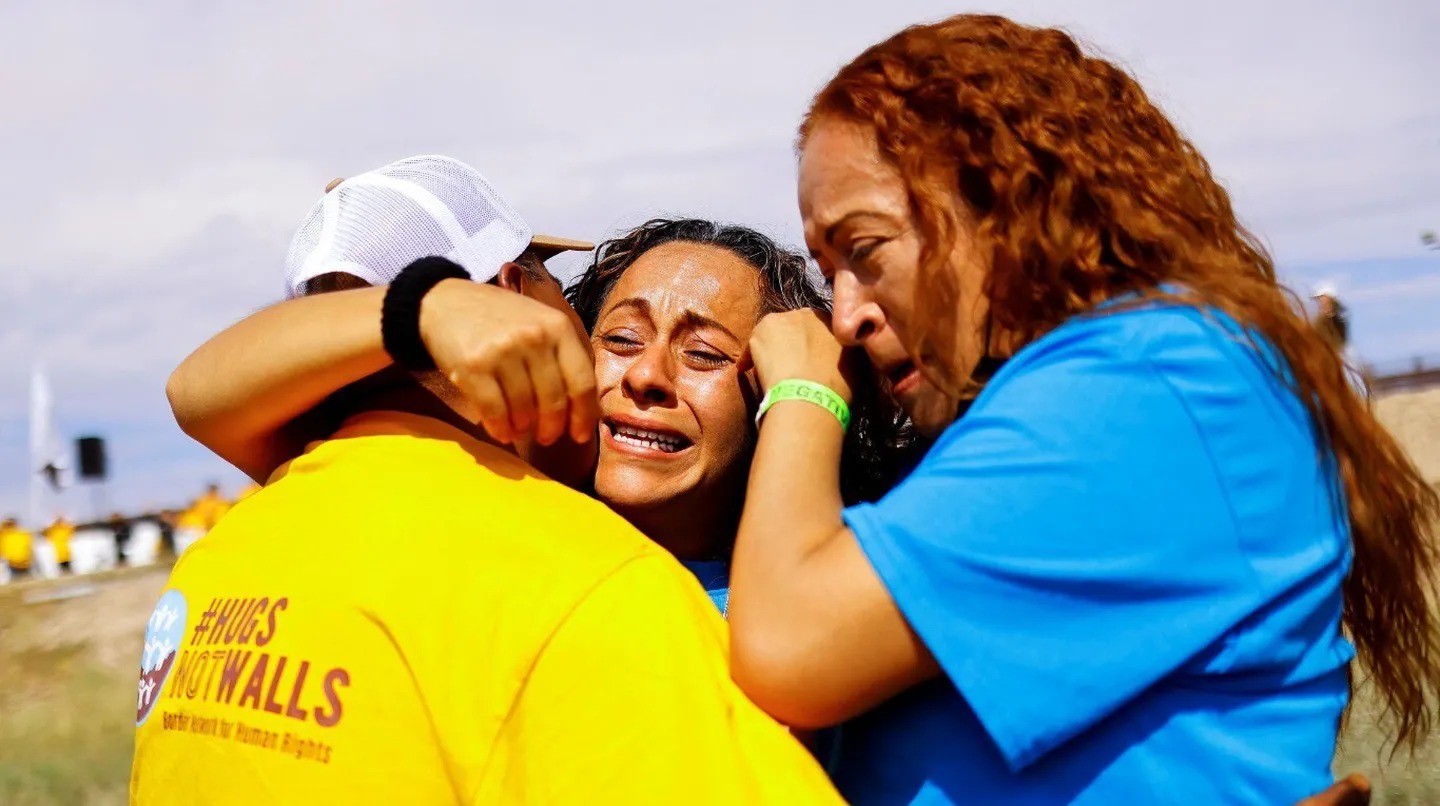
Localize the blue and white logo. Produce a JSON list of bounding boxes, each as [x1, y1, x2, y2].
[[136, 589, 187, 726]]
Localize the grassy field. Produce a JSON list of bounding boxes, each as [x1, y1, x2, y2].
[[0, 568, 160, 806], [1, 565, 1437, 804], [1333, 685, 1440, 805]]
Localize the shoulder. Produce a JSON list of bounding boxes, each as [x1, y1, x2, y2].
[[915, 301, 1310, 505], [541, 553, 727, 661], [1003, 303, 1257, 377], [972, 302, 1292, 433]]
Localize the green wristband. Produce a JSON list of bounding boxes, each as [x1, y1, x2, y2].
[[756, 379, 851, 431]]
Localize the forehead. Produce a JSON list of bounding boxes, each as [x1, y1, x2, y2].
[[799, 122, 909, 246], [604, 241, 762, 324]]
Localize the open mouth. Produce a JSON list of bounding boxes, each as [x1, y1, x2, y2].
[[885, 360, 916, 385], [884, 360, 922, 394], [603, 420, 694, 455]]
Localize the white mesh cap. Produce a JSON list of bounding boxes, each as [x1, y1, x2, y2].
[[283, 155, 588, 297]]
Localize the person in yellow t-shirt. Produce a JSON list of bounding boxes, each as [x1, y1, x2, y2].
[[173, 506, 206, 531], [189, 484, 232, 530], [1, 517, 34, 578], [43, 516, 75, 570], [131, 156, 841, 806]]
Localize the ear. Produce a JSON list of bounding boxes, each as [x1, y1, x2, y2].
[[495, 262, 528, 293]]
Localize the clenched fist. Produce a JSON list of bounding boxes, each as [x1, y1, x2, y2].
[[420, 279, 599, 446]]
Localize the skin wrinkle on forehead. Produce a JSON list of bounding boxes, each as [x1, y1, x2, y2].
[[598, 245, 759, 352]]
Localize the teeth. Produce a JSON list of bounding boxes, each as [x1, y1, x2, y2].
[[612, 424, 685, 453]]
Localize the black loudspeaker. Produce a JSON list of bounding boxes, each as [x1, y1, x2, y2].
[[77, 436, 108, 480]]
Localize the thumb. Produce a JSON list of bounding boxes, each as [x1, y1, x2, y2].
[[736, 344, 756, 375]]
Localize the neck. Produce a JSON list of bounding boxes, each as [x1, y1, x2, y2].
[[615, 496, 738, 562], [340, 371, 504, 450]]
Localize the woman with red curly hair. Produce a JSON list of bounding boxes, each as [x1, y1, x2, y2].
[[729, 14, 1438, 804]]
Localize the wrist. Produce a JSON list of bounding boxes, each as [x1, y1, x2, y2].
[[757, 378, 851, 431], [382, 257, 471, 371], [417, 278, 495, 352], [757, 369, 852, 404]]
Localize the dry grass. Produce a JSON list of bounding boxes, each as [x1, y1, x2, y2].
[[0, 566, 167, 806], [1334, 684, 1440, 806]]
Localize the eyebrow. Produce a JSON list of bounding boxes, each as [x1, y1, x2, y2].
[[602, 297, 742, 344]]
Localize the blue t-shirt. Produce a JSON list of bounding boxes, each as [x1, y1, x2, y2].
[[682, 559, 730, 615], [837, 304, 1354, 805]]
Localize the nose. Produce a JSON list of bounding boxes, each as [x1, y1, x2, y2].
[[621, 344, 678, 406], [830, 271, 884, 347]]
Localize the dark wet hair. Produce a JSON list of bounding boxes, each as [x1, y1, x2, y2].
[[566, 217, 920, 504]]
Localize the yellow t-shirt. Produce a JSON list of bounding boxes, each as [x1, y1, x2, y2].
[[131, 411, 840, 805], [44, 521, 75, 565], [1, 526, 33, 570]]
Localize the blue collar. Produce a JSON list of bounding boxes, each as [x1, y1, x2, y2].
[[680, 560, 730, 616]]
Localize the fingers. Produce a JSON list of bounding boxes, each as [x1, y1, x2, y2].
[[555, 331, 600, 444], [432, 296, 598, 446], [523, 315, 598, 446], [492, 352, 538, 439], [464, 373, 514, 444], [1296, 775, 1371, 806], [526, 349, 570, 446]]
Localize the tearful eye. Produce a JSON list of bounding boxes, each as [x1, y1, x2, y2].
[[685, 350, 729, 368], [601, 334, 642, 350]]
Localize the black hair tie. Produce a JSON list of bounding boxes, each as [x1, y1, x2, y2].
[[381, 256, 471, 371]]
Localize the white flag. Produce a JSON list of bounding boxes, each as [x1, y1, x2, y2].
[[30, 363, 70, 522]]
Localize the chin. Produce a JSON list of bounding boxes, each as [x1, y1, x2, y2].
[[904, 391, 962, 439], [593, 467, 677, 513]]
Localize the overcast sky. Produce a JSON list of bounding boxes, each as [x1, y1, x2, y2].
[[1, 0, 1437, 519]]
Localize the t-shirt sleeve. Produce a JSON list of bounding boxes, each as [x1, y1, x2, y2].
[[844, 314, 1275, 772], [484, 555, 840, 804]]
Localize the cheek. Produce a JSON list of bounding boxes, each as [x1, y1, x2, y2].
[[873, 280, 918, 344], [592, 351, 628, 396], [684, 373, 756, 458]]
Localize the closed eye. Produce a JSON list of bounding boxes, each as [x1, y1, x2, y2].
[[849, 240, 882, 264], [600, 333, 642, 350], [685, 349, 730, 368]]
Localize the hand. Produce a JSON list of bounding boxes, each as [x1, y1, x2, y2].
[[419, 279, 599, 446], [747, 309, 854, 403], [1295, 774, 1370, 806]]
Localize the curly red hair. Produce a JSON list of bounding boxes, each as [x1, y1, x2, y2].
[[802, 13, 1439, 752]]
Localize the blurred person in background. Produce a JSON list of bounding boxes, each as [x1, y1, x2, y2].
[[1310, 284, 1369, 398], [1, 517, 33, 580], [190, 482, 231, 530], [134, 156, 844, 805], [109, 513, 132, 564], [155, 509, 178, 556], [1311, 283, 1350, 351], [719, 14, 1438, 805], [43, 515, 74, 572]]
